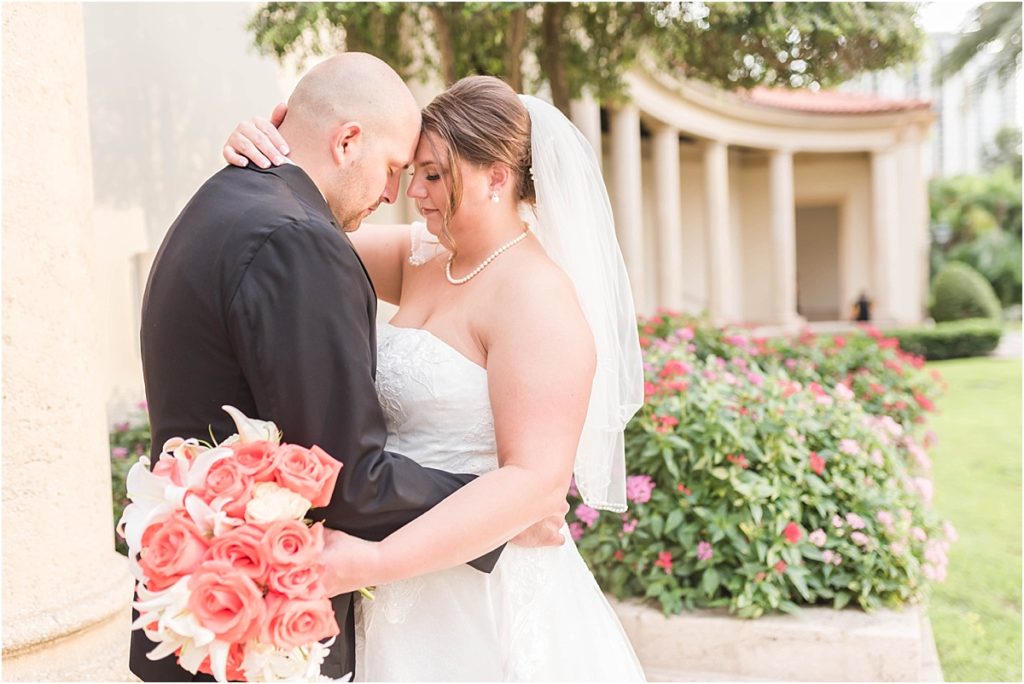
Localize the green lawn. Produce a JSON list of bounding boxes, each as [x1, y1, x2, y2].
[[928, 356, 1022, 681]]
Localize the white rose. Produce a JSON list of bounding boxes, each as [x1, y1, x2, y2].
[[245, 482, 312, 524]]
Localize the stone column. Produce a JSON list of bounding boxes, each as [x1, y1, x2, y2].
[[652, 124, 685, 310], [2, 4, 133, 680], [900, 124, 929, 324], [769, 149, 798, 326], [870, 149, 900, 323], [570, 90, 603, 168], [703, 139, 736, 322], [610, 105, 645, 310]]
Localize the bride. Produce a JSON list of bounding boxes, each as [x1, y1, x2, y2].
[[225, 75, 645, 681]]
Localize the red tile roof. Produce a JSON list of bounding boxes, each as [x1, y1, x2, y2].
[[738, 86, 932, 114]]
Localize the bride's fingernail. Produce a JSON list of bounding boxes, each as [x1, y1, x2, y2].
[[282, 145, 290, 154]]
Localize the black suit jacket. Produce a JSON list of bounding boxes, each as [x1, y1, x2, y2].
[[130, 163, 501, 681]]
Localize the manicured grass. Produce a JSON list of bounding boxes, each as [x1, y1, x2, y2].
[[927, 357, 1021, 681]]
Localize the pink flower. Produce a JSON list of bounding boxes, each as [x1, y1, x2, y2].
[[231, 440, 280, 483], [206, 524, 269, 585], [809, 528, 827, 547], [746, 372, 764, 387], [876, 511, 894, 528], [622, 519, 639, 534], [569, 522, 585, 541], [137, 400, 149, 412], [114, 421, 131, 433], [112, 446, 129, 459], [783, 522, 803, 544], [870, 450, 885, 467], [654, 551, 673, 574], [911, 526, 928, 542], [944, 521, 959, 542], [890, 541, 906, 555], [261, 520, 324, 567], [785, 359, 798, 370], [835, 383, 855, 402], [625, 475, 655, 504], [774, 560, 788, 573], [822, 549, 835, 564], [696, 541, 713, 561], [850, 531, 870, 547], [831, 515, 844, 529], [138, 512, 209, 592], [260, 591, 339, 650], [196, 456, 254, 518], [187, 561, 266, 644], [575, 503, 600, 528], [677, 327, 695, 341], [845, 513, 866, 530], [273, 444, 342, 508], [267, 563, 325, 600], [914, 477, 934, 505], [839, 439, 860, 455], [567, 477, 579, 498]]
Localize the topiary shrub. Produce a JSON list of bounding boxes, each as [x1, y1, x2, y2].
[[929, 261, 1003, 322], [890, 319, 1003, 360]]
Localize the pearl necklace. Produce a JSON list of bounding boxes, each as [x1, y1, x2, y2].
[[445, 227, 530, 285]]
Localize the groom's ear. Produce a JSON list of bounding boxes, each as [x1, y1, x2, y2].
[[330, 121, 363, 165]]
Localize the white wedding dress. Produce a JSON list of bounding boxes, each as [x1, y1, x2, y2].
[[353, 323, 646, 682]]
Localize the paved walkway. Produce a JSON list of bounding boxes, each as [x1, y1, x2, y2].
[[992, 328, 1021, 358]]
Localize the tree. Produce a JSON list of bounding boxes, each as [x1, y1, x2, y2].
[[248, 2, 923, 114], [983, 126, 1022, 178], [934, 2, 1022, 86]]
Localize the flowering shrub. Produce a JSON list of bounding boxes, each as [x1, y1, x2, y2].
[[109, 401, 151, 555], [570, 315, 954, 618]]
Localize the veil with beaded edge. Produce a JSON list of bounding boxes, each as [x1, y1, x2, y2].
[[517, 94, 644, 513]]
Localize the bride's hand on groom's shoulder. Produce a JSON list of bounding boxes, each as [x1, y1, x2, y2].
[[510, 499, 570, 548], [223, 102, 290, 169], [320, 528, 383, 598]]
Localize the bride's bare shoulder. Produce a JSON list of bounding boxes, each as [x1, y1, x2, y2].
[[485, 250, 593, 354]]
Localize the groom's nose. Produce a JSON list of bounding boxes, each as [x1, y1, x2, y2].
[[381, 171, 402, 205]]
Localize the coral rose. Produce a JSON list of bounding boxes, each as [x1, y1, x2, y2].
[[273, 445, 341, 507], [231, 440, 279, 483], [267, 563, 325, 600], [138, 512, 208, 591], [197, 457, 254, 518], [206, 524, 269, 586], [260, 592, 340, 650], [187, 561, 265, 644], [261, 520, 324, 567]]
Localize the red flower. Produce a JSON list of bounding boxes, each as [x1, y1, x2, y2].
[[832, 335, 848, 349], [879, 337, 899, 350], [614, 550, 625, 562], [676, 483, 692, 496], [913, 392, 935, 412], [640, 336, 651, 349], [726, 454, 750, 469], [783, 522, 803, 544], [809, 452, 825, 476], [654, 551, 674, 574], [644, 381, 658, 398], [774, 560, 788, 573]]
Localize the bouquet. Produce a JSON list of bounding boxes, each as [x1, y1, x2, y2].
[[118, 405, 344, 682]]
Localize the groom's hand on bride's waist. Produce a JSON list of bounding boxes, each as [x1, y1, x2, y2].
[[509, 499, 570, 548]]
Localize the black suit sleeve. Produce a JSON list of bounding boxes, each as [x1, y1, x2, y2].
[[225, 218, 501, 572]]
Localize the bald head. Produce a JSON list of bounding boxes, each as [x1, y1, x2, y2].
[[281, 53, 422, 231], [286, 52, 420, 140]]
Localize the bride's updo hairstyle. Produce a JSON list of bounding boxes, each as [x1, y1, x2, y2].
[[420, 75, 535, 252]]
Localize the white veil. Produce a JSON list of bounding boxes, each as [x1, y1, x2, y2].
[[518, 95, 644, 513]]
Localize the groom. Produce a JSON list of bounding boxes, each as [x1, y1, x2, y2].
[[132, 53, 562, 681]]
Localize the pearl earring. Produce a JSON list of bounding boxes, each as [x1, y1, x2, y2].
[[490, 192, 500, 204]]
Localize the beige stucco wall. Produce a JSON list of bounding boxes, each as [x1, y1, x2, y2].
[[3, 3, 133, 679]]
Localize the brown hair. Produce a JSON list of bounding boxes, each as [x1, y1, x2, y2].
[[420, 75, 535, 253]]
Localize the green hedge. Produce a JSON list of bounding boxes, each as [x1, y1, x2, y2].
[[890, 319, 1003, 361]]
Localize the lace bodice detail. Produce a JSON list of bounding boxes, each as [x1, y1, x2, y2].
[[375, 324, 497, 476]]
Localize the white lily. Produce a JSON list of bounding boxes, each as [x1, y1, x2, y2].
[[221, 405, 281, 445], [184, 493, 245, 538], [118, 456, 176, 563], [133, 577, 216, 673], [183, 446, 233, 491]]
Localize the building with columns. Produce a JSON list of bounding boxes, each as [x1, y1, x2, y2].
[[571, 71, 935, 327]]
